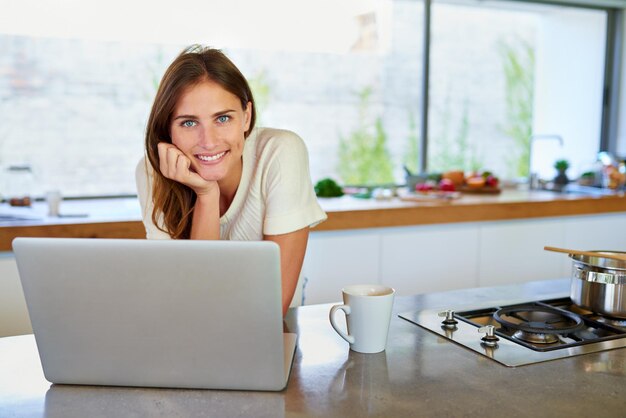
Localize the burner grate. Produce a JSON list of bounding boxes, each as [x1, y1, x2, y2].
[[455, 300, 626, 352], [493, 305, 584, 344]]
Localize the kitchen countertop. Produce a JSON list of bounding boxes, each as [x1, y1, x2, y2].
[[1, 188, 626, 251], [1, 278, 624, 417]]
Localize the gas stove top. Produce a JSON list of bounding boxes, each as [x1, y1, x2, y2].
[[399, 297, 626, 367]]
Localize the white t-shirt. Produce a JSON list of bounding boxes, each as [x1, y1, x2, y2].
[[135, 127, 327, 240]]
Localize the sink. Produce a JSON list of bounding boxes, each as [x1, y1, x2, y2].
[[0, 214, 43, 223], [543, 184, 619, 196]]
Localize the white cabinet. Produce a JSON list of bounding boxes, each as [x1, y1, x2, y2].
[[301, 230, 380, 305], [478, 218, 566, 287], [563, 213, 626, 252], [301, 223, 480, 304], [303, 212, 626, 305], [380, 223, 480, 295]]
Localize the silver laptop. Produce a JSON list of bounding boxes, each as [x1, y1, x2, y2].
[[12, 237, 297, 391]]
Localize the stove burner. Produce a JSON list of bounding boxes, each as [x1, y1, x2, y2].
[[494, 305, 584, 344], [597, 316, 626, 328], [512, 330, 559, 344]]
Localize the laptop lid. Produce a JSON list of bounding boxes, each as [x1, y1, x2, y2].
[[12, 237, 296, 391]]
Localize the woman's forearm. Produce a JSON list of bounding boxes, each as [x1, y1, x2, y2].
[[190, 191, 221, 240], [265, 228, 310, 316]]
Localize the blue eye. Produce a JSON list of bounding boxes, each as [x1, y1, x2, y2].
[[181, 120, 197, 128], [217, 115, 230, 124]]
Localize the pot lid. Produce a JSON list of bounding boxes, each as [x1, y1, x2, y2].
[[570, 251, 626, 271]]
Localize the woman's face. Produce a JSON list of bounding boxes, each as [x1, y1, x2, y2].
[[170, 79, 251, 183]]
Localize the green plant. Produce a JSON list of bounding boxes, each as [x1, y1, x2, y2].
[[554, 159, 570, 171], [314, 178, 344, 198], [403, 109, 420, 176], [498, 38, 535, 178], [430, 96, 482, 172], [337, 87, 394, 186]]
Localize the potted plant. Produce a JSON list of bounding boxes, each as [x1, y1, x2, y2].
[[554, 159, 570, 186]]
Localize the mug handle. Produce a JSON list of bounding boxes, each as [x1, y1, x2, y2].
[[329, 304, 355, 344]]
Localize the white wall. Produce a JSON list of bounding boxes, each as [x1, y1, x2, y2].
[[532, 8, 607, 179]]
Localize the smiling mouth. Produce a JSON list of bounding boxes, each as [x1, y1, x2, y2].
[[196, 151, 227, 162]]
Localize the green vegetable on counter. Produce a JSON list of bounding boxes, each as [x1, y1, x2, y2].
[[314, 178, 344, 198]]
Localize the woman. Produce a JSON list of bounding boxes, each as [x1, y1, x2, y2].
[[136, 45, 327, 316]]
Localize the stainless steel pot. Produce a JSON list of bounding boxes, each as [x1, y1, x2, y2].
[[569, 251, 626, 319]]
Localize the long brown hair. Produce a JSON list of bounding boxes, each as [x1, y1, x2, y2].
[[145, 45, 256, 238]]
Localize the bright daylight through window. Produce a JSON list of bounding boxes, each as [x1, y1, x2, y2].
[[0, 0, 621, 199], [428, 0, 607, 182]]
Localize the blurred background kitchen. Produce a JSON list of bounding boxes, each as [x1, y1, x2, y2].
[[1, 0, 625, 200]]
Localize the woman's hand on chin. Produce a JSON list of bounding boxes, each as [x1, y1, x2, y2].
[[157, 142, 219, 196]]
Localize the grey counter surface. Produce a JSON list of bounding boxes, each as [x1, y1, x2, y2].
[[1, 278, 625, 417]]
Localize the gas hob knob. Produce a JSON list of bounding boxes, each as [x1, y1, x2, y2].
[[478, 325, 500, 347], [438, 310, 458, 327]]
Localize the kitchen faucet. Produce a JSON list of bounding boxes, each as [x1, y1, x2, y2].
[[528, 134, 564, 189]]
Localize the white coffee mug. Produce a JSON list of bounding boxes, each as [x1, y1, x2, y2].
[[329, 284, 395, 354]]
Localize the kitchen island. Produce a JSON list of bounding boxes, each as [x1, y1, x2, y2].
[[1, 279, 624, 417]]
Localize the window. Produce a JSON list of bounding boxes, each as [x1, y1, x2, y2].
[[428, 0, 608, 181], [0, 0, 623, 199], [0, 0, 423, 197]]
